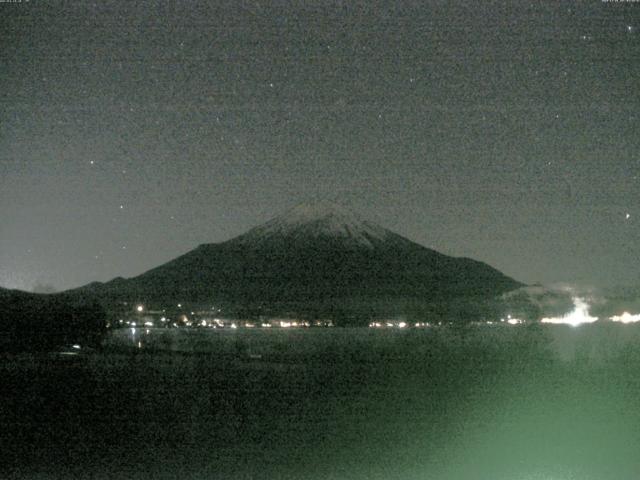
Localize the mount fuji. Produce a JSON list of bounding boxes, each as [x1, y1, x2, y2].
[[74, 201, 522, 322]]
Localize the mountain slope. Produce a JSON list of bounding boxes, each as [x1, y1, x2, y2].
[[0, 288, 107, 351], [77, 202, 522, 319]]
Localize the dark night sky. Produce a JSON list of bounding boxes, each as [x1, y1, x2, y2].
[[1, 0, 639, 292]]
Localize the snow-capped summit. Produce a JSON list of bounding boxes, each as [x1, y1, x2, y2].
[[236, 201, 392, 247]]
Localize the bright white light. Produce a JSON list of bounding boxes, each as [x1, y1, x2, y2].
[[280, 321, 291, 328], [610, 312, 640, 324], [144, 321, 153, 327], [398, 322, 407, 328], [540, 297, 598, 327], [231, 323, 237, 329], [72, 344, 81, 350], [505, 314, 525, 325], [136, 305, 144, 313]]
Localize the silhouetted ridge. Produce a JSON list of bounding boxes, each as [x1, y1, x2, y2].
[[70, 201, 523, 323]]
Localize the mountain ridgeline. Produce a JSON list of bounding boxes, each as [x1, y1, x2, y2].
[[0, 287, 106, 352], [78, 202, 522, 324]]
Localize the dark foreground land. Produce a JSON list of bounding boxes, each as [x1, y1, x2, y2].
[[3, 325, 640, 480]]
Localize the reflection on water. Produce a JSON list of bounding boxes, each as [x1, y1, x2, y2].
[[3, 324, 640, 479]]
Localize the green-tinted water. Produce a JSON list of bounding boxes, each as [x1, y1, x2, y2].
[[3, 324, 640, 479]]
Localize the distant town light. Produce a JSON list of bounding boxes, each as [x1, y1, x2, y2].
[[136, 305, 144, 313], [540, 297, 598, 327], [610, 312, 640, 324]]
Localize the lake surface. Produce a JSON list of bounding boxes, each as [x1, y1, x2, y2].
[[3, 324, 640, 479]]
